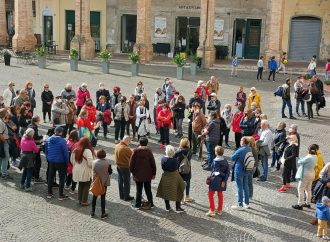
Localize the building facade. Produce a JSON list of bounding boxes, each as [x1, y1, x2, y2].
[[0, 0, 329, 63]]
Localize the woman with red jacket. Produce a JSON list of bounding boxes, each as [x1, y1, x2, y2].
[[157, 104, 172, 149], [77, 109, 98, 140], [232, 103, 245, 149], [76, 83, 91, 115], [83, 98, 97, 124]]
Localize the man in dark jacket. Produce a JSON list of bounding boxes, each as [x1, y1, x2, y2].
[[129, 137, 156, 209], [203, 112, 221, 171], [268, 56, 277, 82], [312, 75, 324, 116], [96, 82, 111, 104], [281, 78, 296, 119], [45, 126, 69, 200]]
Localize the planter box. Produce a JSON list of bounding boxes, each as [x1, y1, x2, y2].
[[4, 56, 11, 66], [131, 63, 139, 76], [37, 56, 46, 69], [70, 59, 78, 71], [101, 61, 109, 74], [190, 63, 197, 77], [176, 67, 184, 80]]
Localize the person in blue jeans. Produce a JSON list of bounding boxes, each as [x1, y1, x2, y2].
[[281, 78, 296, 119], [203, 112, 220, 171], [268, 56, 277, 82], [231, 136, 251, 209], [0, 109, 12, 180]]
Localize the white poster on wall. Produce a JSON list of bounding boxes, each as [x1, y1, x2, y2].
[[214, 19, 224, 40], [154, 17, 167, 38]]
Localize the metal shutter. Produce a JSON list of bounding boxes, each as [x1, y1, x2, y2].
[[289, 18, 321, 61]]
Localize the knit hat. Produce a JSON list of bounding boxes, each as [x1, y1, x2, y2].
[[322, 196, 330, 205], [24, 128, 35, 137], [55, 126, 64, 134]]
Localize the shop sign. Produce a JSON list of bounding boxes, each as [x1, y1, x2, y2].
[[154, 17, 167, 38], [178, 5, 200, 10], [214, 19, 224, 40]]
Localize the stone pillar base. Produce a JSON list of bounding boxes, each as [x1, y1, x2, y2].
[[197, 46, 216, 68], [70, 36, 95, 60], [134, 43, 153, 64], [12, 34, 37, 52]]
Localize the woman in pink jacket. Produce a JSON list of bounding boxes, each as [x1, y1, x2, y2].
[[19, 128, 39, 192], [76, 83, 91, 115]]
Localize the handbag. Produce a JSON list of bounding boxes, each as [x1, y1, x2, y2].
[[206, 175, 214, 185], [90, 175, 105, 196]]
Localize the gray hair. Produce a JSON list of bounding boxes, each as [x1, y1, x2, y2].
[[261, 120, 269, 127], [290, 124, 298, 131], [165, 145, 175, 157], [122, 135, 131, 142]]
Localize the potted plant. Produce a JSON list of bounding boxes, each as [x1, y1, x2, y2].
[[35, 45, 46, 69], [190, 53, 200, 77], [69, 48, 79, 71], [129, 51, 140, 76], [172, 53, 186, 80], [4, 50, 11, 66], [99, 49, 111, 74]]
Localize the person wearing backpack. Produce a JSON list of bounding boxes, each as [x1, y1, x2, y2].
[[174, 138, 193, 203], [231, 136, 252, 210], [293, 77, 307, 117], [206, 146, 230, 217], [268, 56, 277, 82], [281, 78, 296, 119]]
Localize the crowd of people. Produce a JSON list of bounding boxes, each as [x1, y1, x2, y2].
[[0, 74, 329, 238]]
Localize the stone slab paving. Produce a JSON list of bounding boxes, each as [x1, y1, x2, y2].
[[0, 60, 329, 242]]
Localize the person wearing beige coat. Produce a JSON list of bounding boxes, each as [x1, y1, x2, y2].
[[71, 138, 95, 206]]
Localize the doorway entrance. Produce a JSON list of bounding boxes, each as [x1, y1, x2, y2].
[[43, 16, 53, 45], [232, 19, 261, 59], [65, 10, 75, 50], [90, 11, 101, 52], [121, 14, 137, 53], [175, 17, 200, 54]]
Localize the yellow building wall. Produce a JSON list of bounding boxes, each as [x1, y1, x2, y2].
[[35, 0, 106, 51], [281, 0, 330, 61]]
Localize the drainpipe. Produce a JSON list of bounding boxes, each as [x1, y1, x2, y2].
[[202, 0, 209, 69], [79, 0, 82, 60]]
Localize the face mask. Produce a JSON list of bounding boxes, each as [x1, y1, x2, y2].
[[251, 106, 256, 111], [255, 113, 260, 117], [27, 85, 32, 89], [56, 99, 62, 104], [66, 88, 72, 92], [178, 100, 182, 102], [289, 128, 293, 133], [100, 86, 105, 90], [225, 108, 229, 112]]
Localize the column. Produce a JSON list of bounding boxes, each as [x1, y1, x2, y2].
[[71, 0, 95, 60], [197, 0, 216, 68], [0, 0, 7, 45], [12, 0, 37, 51], [264, 0, 285, 60], [134, 0, 153, 64]]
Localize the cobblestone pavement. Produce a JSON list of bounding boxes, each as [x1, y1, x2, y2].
[[0, 60, 329, 242]]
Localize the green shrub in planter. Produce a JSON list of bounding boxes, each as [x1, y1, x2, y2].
[[99, 49, 111, 74], [69, 48, 79, 71], [172, 54, 186, 80], [35, 45, 46, 69], [190, 53, 200, 77], [129, 52, 140, 76], [4, 50, 11, 66]]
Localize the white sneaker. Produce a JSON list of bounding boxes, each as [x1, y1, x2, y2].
[[206, 210, 216, 217], [243, 204, 250, 209], [231, 205, 243, 210], [115, 140, 119, 144]]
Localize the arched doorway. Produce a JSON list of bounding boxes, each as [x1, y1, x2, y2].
[[289, 16, 321, 61]]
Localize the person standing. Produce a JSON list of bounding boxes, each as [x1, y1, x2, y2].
[[130, 138, 156, 209], [231, 137, 251, 210], [114, 96, 129, 144], [257, 56, 264, 81], [96, 82, 111, 104], [3, 81, 16, 107], [66, 130, 79, 194], [19, 128, 39, 192], [206, 146, 230, 217], [90, 149, 112, 219], [156, 145, 185, 213], [268, 56, 277, 82], [61, 83, 76, 100], [312, 75, 324, 116], [195, 80, 209, 113], [95, 96, 112, 139], [281, 78, 296, 119], [172, 95, 185, 138], [271, 122, 287, 169], [247, 87, 262, 111], [25, 81, 36, 115], [134, 81, 144, 102], [14, 90, 29, 108], [277, 52, 287, 73], [126, 95, 137, 140], [221, 104, 233, 148], [65, 96, 77, 135], [165, 80, 176, 103], [157, 104, 172, 149], [207, 93, 221, 115], [232, 104, 245, 149], [76, 83, 90, 115], [111, 86, 122, 116], [231, 55, 238, 77], [44, 127, 69, 200], [325, 59, 330, 81], [292, 145, 317, 210], [191, 103, 207, 154], [0, 109, 13, 179], [51, 96, 69, 132], [294, 77, 307, 117], [257, 120, 274, 182], [115, 136, 134, 201], [307, 58, 317, 77], [153, 88, 164, 133], [240, 110, 255, 137], [206, 76, 220, 97], [71, 137, 95, 206], [315, 196, 330, 239], [41, 84, 54, 123]]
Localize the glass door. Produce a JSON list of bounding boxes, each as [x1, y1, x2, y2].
[[244, 19, 261, 59], [90, 11, 101, 52], [43, 16, 53, 45], [65, 10, 75, 50]]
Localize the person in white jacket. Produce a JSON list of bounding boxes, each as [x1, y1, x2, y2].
[[2, 81, 16, 107], [135, 101, 150, 140]]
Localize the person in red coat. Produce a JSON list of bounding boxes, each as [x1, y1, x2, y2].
[[232, 102, 245, 149], [76, 109, 95, 139], [157, 104, 172, 149], [195, 80, 210, 113], [76, 83, 91, 115], [83, 98, 97, 124]]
